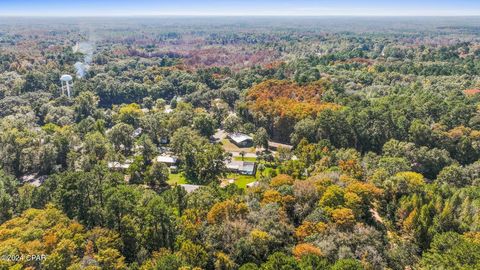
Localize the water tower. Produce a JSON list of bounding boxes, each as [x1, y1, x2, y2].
[[60, 74, 73, 98]]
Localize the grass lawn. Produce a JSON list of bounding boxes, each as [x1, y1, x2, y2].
[[167, 173, 187, 185], [226, 173, 256, 189], [233, 156, 257, 162], [259, 166, 276, 177], [168, 163, 277, 189], [226, 162, 280, 189]]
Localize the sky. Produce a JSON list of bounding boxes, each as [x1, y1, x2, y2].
[[1, 0, 480, 17]]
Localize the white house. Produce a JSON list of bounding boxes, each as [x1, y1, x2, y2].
[[108, 160, 132, 171], [180, 184, 202, 193], [20, 174, 47, 187], [156, 155, 178, 165]]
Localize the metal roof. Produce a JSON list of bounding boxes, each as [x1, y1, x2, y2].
[[226, 160, 256, 174], [228, 133, 253, 144], [107, 162, 131, 169], [156, 155, 178, 164]]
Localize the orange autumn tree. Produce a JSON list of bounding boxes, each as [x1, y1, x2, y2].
[[0, 206, 126, 270], [207, 200, 249, 224], [292, 243, 323, 259], [246, 79, 340, 141]]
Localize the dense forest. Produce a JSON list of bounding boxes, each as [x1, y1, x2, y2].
[[0, 17, 480, 269]]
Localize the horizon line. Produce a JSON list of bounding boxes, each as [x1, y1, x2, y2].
[[1, 14, 480, 18]]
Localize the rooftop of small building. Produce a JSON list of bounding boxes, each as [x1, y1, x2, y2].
[[156, 155, 178, 164], [226, 160, 256, 173], [180, 184, 203, 193], [228, 132, 253, 143], [268, 141, 293, 150]]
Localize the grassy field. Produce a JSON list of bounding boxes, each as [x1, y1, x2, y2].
[[233, 156, 257, 162], [260, 166, 276, 177], [167, 173, 187, 185], [226, 173, 256, 189]]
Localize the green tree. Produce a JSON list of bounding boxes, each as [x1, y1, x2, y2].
[[138, 134, 157, 166], [239, 263, 259, 270], [74, 91, 99, 121], [147, 254, 180, 270], [254, 127, 269, 150], [193, 112, 216, 137], [223, 114, 242, 133], [155, 98, 166, 111], [51, 168, 121, 227], [261, 252, 300, 270], [317, 109, 354, 149], [117, 103, 144, 127], [85, 131, 111, 161], [298, 254, 330, 270], [108, 123, 134, 155], [171, 128, 227, 184], [187, 143, 227, 184], [141, 112, 169, 145], [436, 164, 466, 187], [420, 232, 480, 269], [146, 162, 170, 192], [22, 71, 47, 92], [144, 196, 176, 251], [177, 240, 209, 269], [291, 118, 317, 145], [331, 259, 364, 270], [0, 170, 17, 223]]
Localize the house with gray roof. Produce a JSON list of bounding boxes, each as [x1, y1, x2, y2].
[[228, 133, 253, 147], [226, 160, 257, 175]]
